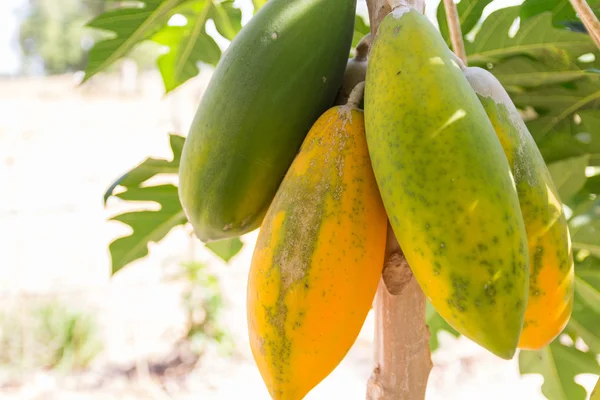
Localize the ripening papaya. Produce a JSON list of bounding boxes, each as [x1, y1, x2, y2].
[[463, 67, 575, 350], [592, 376, 600, 400], [247, 85, 387, 400], [179, 0, 356, 242], [364, 7, 529, 359]]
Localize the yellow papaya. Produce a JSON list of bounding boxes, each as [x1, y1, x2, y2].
[[463, 67, 575, 350], [247, 84, 387, 400], [592, 376, 600, 400], [364, 7, 529, 359]]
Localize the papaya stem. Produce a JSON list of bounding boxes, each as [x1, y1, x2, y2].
[[386, 0, 425, 13], [442, 0, 467, 65], [347, 81, 366, 108], [365, 1, 432, 399], [369, 0, 424, 30], [355, 33, 371, 61], [569, 0, 600, 49]]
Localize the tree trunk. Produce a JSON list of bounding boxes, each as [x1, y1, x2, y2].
[[364, 1, 432, 399]]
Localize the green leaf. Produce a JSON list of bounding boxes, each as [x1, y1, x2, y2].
[[84, 0, 186, 83], [489, 56, 600, 88], [207, 0, 242, 41], [109, 185, 187, 274], [548, 155, 590, 201], [567, 305, 600, 355], [585, 174, 600, 194], [569, 198, 600, 257], [104, 134, 189, 274], [568, 256, 600, 353], [152, 0, 241, 92], [512, 78, 600, 148], [519, 340, 600, 400], [572, 220, 600, 257], [527, 110, 600, 164], [426, 301, 459, 352], [252, 0, 267, 13], [205, 238, 244, 262], [521, 0, 600, 27], [575, 275, 600, 316], [436, 0, 493, 45], [104, 134, 184, 204], [467, 8, 596, 66]]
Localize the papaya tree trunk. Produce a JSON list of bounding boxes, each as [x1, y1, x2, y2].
[[364, 1, 433, 399]]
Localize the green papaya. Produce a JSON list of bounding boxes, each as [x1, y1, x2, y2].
[[365, 7, 529, 359], [179, 0, 356, 242]]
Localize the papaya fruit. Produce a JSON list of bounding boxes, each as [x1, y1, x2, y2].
[[247, 84, 387, 400], [179, 0, 356, 242], [592, 376, 600, 400], [463, 67, 574, 350], [364, 7, 529, 359]]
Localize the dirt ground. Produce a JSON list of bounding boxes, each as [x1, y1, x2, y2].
[[0, 72, 594, 399]]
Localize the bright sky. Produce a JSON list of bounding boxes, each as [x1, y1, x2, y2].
[[0, 0, 27, 75], [0, 0, 523, 76]]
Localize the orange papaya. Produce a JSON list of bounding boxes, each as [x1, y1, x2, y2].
[[247, 84, 387, 400], [463, 67, 575, 350]]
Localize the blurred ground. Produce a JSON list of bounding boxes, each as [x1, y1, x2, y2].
[[0, 72, 592, 399]]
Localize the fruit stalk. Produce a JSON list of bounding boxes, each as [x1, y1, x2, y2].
[[569, 0, 600, 49], [367, 0, 424, 31], [365, 0, 432, 399], [442, 0, 467, 65]]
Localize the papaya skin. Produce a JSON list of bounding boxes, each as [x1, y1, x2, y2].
[[247, 101, 387, 400], [179, 0, 356, 242], [464, 67, 575, 350], [365, 7, 529, 359]]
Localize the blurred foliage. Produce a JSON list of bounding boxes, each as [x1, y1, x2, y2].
[[167, 262, 234, 356], [0, 301, 103, 372], [18, 0, 160, 74]]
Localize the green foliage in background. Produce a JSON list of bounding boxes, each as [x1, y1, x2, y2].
[[86, 0, 600, 398], [19, 0, 105, 73], [0, 302, 103, 372], [18, 0, 160, 74], [167, 261, 234, 356]]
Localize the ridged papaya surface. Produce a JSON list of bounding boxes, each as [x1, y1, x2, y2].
[[365, 7, 529, 359], [464, 67, 574, 350], [247, 101, 387, 400], [179, 0, 356, 242]]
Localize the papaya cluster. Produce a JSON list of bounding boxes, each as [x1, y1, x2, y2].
[[178, 1, 575, 399]]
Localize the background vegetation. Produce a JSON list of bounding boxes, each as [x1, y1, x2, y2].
[[11, 0, 600, 398]]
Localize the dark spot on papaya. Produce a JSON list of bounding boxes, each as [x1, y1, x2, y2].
[[483, 282, 497, 305], [447, 275, 470, 313], [515, 299, 523, 310]]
